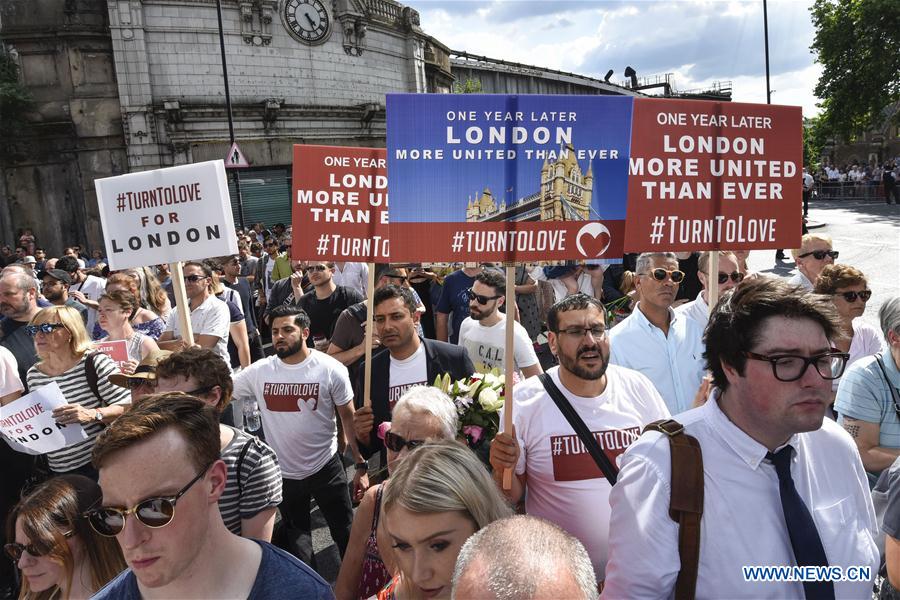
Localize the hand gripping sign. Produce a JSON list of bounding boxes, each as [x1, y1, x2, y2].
[[0, 382, 88, 455]]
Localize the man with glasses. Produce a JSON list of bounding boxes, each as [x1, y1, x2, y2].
[[609, 252, 707, 414], [789, 233, 838, 291], [157, 262, 231, 369], [298, 262, 363, 351], [89, 393, 331, 599], [605, 277, 877, 598], [436, 263, 485, 344], [675, 251, 744, 327], [489, 293, 670, 581], [457, 269, 542, 380]]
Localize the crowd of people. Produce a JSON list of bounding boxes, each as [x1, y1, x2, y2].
[[1, 224, 899, 600], [814, 160, 900, 204]]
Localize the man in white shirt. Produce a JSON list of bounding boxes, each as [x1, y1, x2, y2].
[[55, 255, 106, 335], [789, 233, 838, 290], [604, 277, 878, 598], [232, 305, 367, 568], [609, 252, 706, 415], [158, 261, 231, 368], [489, 293, 670, 581], [675, 251, 744, 328], [457, 269, 542, 380], [331, 262, 368, 298]]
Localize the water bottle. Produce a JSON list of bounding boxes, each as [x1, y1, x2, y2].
[[243, 398, 261, 433]]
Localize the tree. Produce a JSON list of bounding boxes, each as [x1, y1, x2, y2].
[[453, 78, 482, 94], [810, 0, 900, 140]]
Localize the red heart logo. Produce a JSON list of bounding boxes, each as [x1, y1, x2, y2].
[[581, 231, 611, 257]]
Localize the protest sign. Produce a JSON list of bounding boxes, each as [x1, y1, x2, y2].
[[95, 160, 239, 270], [386, 94, 633, 263], [94, 340, 129, 369], [0, 382, 88, 455], [292, 145, 388, 261], [624, 99, 802, 252]]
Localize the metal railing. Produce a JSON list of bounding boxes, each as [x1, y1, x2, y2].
[[813, 181, 892, 201]]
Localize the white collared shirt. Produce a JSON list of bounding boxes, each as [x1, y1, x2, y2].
[[609, 303, 706, 414], [604, 394, 879, 599], [332, 262, 368, 298], [165, 294, 231, 369], [674, 291, 710, 327]]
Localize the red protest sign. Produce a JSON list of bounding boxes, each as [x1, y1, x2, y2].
[[94, 340, 128, 368], [292, 145, 388, 261], [624, 99, 802, 252]]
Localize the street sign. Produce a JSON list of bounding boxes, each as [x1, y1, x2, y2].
[[225, 142, 250, 169]]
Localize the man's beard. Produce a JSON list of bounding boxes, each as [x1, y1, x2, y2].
[[469, 306, 489, 320], [275, 338, 305, 359], [558, 344, 609, 381]]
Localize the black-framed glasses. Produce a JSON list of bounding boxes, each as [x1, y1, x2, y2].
[[308, 265, 329, 272], [384, 431, 426, 453], [184, 275, 207, 283], [555, 325, 607, 339], [24, 323, 65, 337], [85, 462, 214, 537], [835, 290, 872, 303], [743, 350, 849, 382], [4, 530, 74, 561], [717, 271, 745, 285], [125, 378, 156, 390], [798, 249, 839, 260], [466, 288, 502, 305], [642, 268, 685, 283]]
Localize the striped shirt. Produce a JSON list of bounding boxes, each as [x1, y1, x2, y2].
[[220, 426, 283, 536], [26, 353, 130, 473]]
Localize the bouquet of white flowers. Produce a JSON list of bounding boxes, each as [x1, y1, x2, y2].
[[433, 368, 505, 450]]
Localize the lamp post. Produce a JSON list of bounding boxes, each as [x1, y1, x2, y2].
[[215, 0, 246, 230], [763, 0, 771, 105]]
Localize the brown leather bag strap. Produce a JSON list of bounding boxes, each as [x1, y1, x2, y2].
[[643, 419, 704, 600]]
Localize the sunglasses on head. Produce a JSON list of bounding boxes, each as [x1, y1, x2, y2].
[[184, 275, 207, 283], [835, 290, 872, 302], [798, 249, 839, 260], [85, 462, 213, 537], [465, 288, 502, 305], [384, 431, 426, 453], [308, 265, 329, 272], [716, 271, 745, 285], [4, 531, 74, 561], [24, 323, 65, 337], [643, 269, 685, 283]]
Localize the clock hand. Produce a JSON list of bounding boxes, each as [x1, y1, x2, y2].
[[305, 13, 316, 27]]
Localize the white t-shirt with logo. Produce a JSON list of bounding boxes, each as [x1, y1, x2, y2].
[[232, 349, 353, 480], [457, 317, 538, 375], [387, 343, 428, 410], [508, 365, 670, 580]]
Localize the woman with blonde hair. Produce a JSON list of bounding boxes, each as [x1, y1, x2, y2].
[[378, 440, 513, 600], [22, 306, 130, 478], [5, 475, 125, 599], [95, 290, 160, 372], [91, 273, 165, 341]]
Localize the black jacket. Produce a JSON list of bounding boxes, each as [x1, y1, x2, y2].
[[353, 337, 474, 457]]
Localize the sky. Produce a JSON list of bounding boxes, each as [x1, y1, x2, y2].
[[406, 0, 823, 118]]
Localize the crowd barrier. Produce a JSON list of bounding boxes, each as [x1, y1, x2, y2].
[[814, 181, 890, 201]]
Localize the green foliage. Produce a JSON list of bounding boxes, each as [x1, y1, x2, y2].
[[0, 50, 33, 142], [802, 116, 828, 171], [453, 78, 483, 94], [810, 0, 900, 140]]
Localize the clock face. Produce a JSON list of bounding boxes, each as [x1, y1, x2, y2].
[[283, 0, 331, 44]]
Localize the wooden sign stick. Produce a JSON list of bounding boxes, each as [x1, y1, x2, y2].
[[707, 252, 719, 315], [363, 263, 376, 408], [502, 263, 516, 490], [169, 261, 194, 346]]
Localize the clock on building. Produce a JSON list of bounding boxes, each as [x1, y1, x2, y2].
[[282, 0, 331, 44]]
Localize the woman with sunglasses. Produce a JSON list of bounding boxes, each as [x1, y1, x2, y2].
[[5, 475, 125, 599], [91, 273, 165, 341], [378, 440, 513, 600], [334, 386, 459, 600], [95, 290, 160, 373], [814, 264, 884, 402], [25, 306, 131, 479]]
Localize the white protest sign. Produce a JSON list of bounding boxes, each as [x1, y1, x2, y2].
[[0, 382, 88, 455], [95, 160, 238, 270]]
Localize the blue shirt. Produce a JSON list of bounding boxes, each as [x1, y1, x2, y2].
[[435, 270, 477, 345], [91, 540, 333, 599], [836, 353, 900, 450]]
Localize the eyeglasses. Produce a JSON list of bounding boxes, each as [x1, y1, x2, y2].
[[308, 265, 329, 272], [835, 290, 872, 303], [386, 275, 408, 282], [184, 275, 208, 283], [798, 249, 839, 260], [743, 350, 849, 382], [642, 269, 685, 283], [384, 431, 426, 453], [125, 377, 156, 390], [555, 325, 608, 339], [85, 462, 213, 537], [4, 531, 74, 561], [466, 288, 502, 305], [716, 271, 745, 285], [24, 323, 66, 337]]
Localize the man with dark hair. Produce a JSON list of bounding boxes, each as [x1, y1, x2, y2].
[[352, 284, 474, 457], [55, 254, 105, 334], [436, 263, 485, 344], [39, 268, 88, 324], [238, 241, 258, 284], [489, 293, 669, 581], [218, 254, 265, 363], [254, 236, 291, 307], [604, 278, 878, 597], [89, 393, 331, 599], [232, 305, 365, 570], [298, 261, 363, 350], [457, 269, 542, 380]]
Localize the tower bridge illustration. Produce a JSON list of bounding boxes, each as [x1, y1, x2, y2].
[[464, 144, 602, 223]]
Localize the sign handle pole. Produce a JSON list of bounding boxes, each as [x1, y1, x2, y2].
[[707, 252, 719, 315], [363, 263, 376, 408], [170, 261, 195, 347], [502, 264, 516, 490]]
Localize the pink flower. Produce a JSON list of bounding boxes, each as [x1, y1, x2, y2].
[[462, 425, 484, 444], [377, 421, 391, 441]]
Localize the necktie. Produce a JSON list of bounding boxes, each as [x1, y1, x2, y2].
[[766, 446, 835, 599]]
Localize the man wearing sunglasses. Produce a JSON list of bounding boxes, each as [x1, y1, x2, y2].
[[605, 277, 877, 598], [90, 393, 332, 599], [675, 251, 744, 327], [609, 252, 707, 414], [789, 233, 837, 291], [457, 269, 542, 380], [298, 262, 364, 351]]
